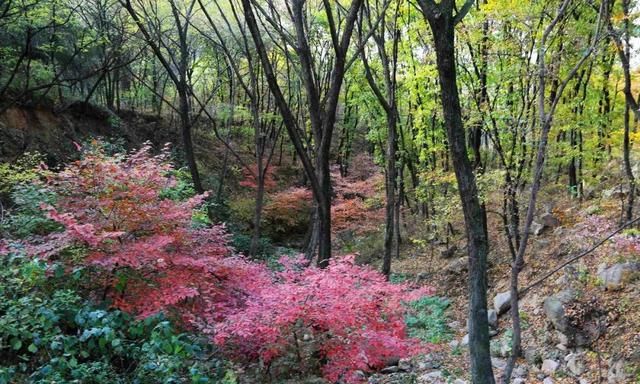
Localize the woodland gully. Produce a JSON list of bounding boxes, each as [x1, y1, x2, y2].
[[1, 0, 639, 383]]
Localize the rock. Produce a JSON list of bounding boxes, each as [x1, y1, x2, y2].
[[541, 359, 559, 375], [543, 289, 576, 334], [608, 359, 628, 383], [524, 349, 541, 365], [556, 343, 567, 352], [541, 212, 561, 228], [579, 379, 589, 384], [449, 340, 460, 349], [491, 357, 507, 370], [461, 334, 469, 346], [598, 262, 640, 290], [489, 329, 499, 337], [603, 185, 629, 199], [543, 378, 555, 384], [453, 380, 467, 384], [487, 309, 498, 328], [565, 353, 585, 376], [440, 245, 458, 259], [398, 358, 412, 371], [494, 291, 512, 315], [513, 365, 528, 378], [380, 366, 400, 374], [512, 379, 526, 384], [446, 257, 468, 274], [530, 221, 545, 236], [448, 320, 461, 329], [418, 370, 442, 382]]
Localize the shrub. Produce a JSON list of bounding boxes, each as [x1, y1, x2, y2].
[[214, 255, 434, 383], [0, 251, 227, 384], [1, 183, 61, 238], [37, 142, 271, 325], [405, 296, 453, 344], [263, 187, 312, 241]]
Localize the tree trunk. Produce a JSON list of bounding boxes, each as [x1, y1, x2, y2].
[[424, 8, 495, 383]]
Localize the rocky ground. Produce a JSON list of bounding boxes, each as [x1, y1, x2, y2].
[[366, 186, 640, 384]]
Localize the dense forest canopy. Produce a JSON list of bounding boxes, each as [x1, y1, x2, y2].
[[1, 0, 640, 383]]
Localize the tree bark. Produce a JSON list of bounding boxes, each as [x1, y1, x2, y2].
[[417, 1, 495, 382]]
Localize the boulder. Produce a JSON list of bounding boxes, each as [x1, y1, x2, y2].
[[487, 309, 498, 328], [491, 357, 507, 370], [440, 245, 458, 259], [446, 257, 468, 274], [608, 359, 629, 383], [541, 212, 561, 228], [541, 359, 559, 375], [598, 262, 640, 290], [543, 289, 576, 335], [530, 221, 545, 236], [603, 185, 630, 199], [565, 353, 585, 376], [494, 291, 512, 315]]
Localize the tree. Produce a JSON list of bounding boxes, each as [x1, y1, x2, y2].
[[358, 0, 400, 277], [121, 0, 205, 194], [415, 1, 495, 383], [239, 0, 364, 267]]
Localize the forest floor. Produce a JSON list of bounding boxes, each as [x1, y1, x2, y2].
[[330, 163, 640, 384]]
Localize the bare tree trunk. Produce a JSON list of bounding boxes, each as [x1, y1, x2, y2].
[[417, 1, 495, 382]]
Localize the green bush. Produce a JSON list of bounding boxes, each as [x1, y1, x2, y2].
[[0, 252, 228, 384], [1, 183, 61, 238], [405, 296, 453, 344], [231, 233, 274, 260]]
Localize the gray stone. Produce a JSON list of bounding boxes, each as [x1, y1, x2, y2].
[[598, 262, 640, 290], [491, 357, 507, 370], [418, 370, 442, 382], [513, 365, 528, 378], [380, 366, 400, 374], [461, 334, 469, 346], [524, 349, 541, 365], [565, 353, 585, 376], [446, 257, 468, 274], [449, 339, 460, 349], [494, 291, 512, 315], [543, 289, 576, 334], [541, 212, 561, 228], [398, 358, 412, 371], [512, 379, 526, 384], [489, 329, 499, 337], [541, 359, 559, 375], [530, 221, 545, 236], [543, 378, 554, 384], [603, 185, 630, 199], [608, 359, 628, 383], [487, 309, 498, 328]]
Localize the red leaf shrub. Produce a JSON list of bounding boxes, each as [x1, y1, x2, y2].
[[26, 143, 433, 382], [41, 143, 272, 323], [214, 255, 434, 383], [263, 187, 313, 240]]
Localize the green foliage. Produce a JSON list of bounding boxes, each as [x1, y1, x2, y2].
[[1, 183, 61, 238], [228, 196, 256, 231], [405, 296, 453, 344], [0, 252, 227, 384], [0, 152, 48, 199], [231, 233, 274, 260]]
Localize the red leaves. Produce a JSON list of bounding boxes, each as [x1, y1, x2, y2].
[[32, 143, 432, 382], [41, 143, 258, 324], [214, 255, 434, 382]]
